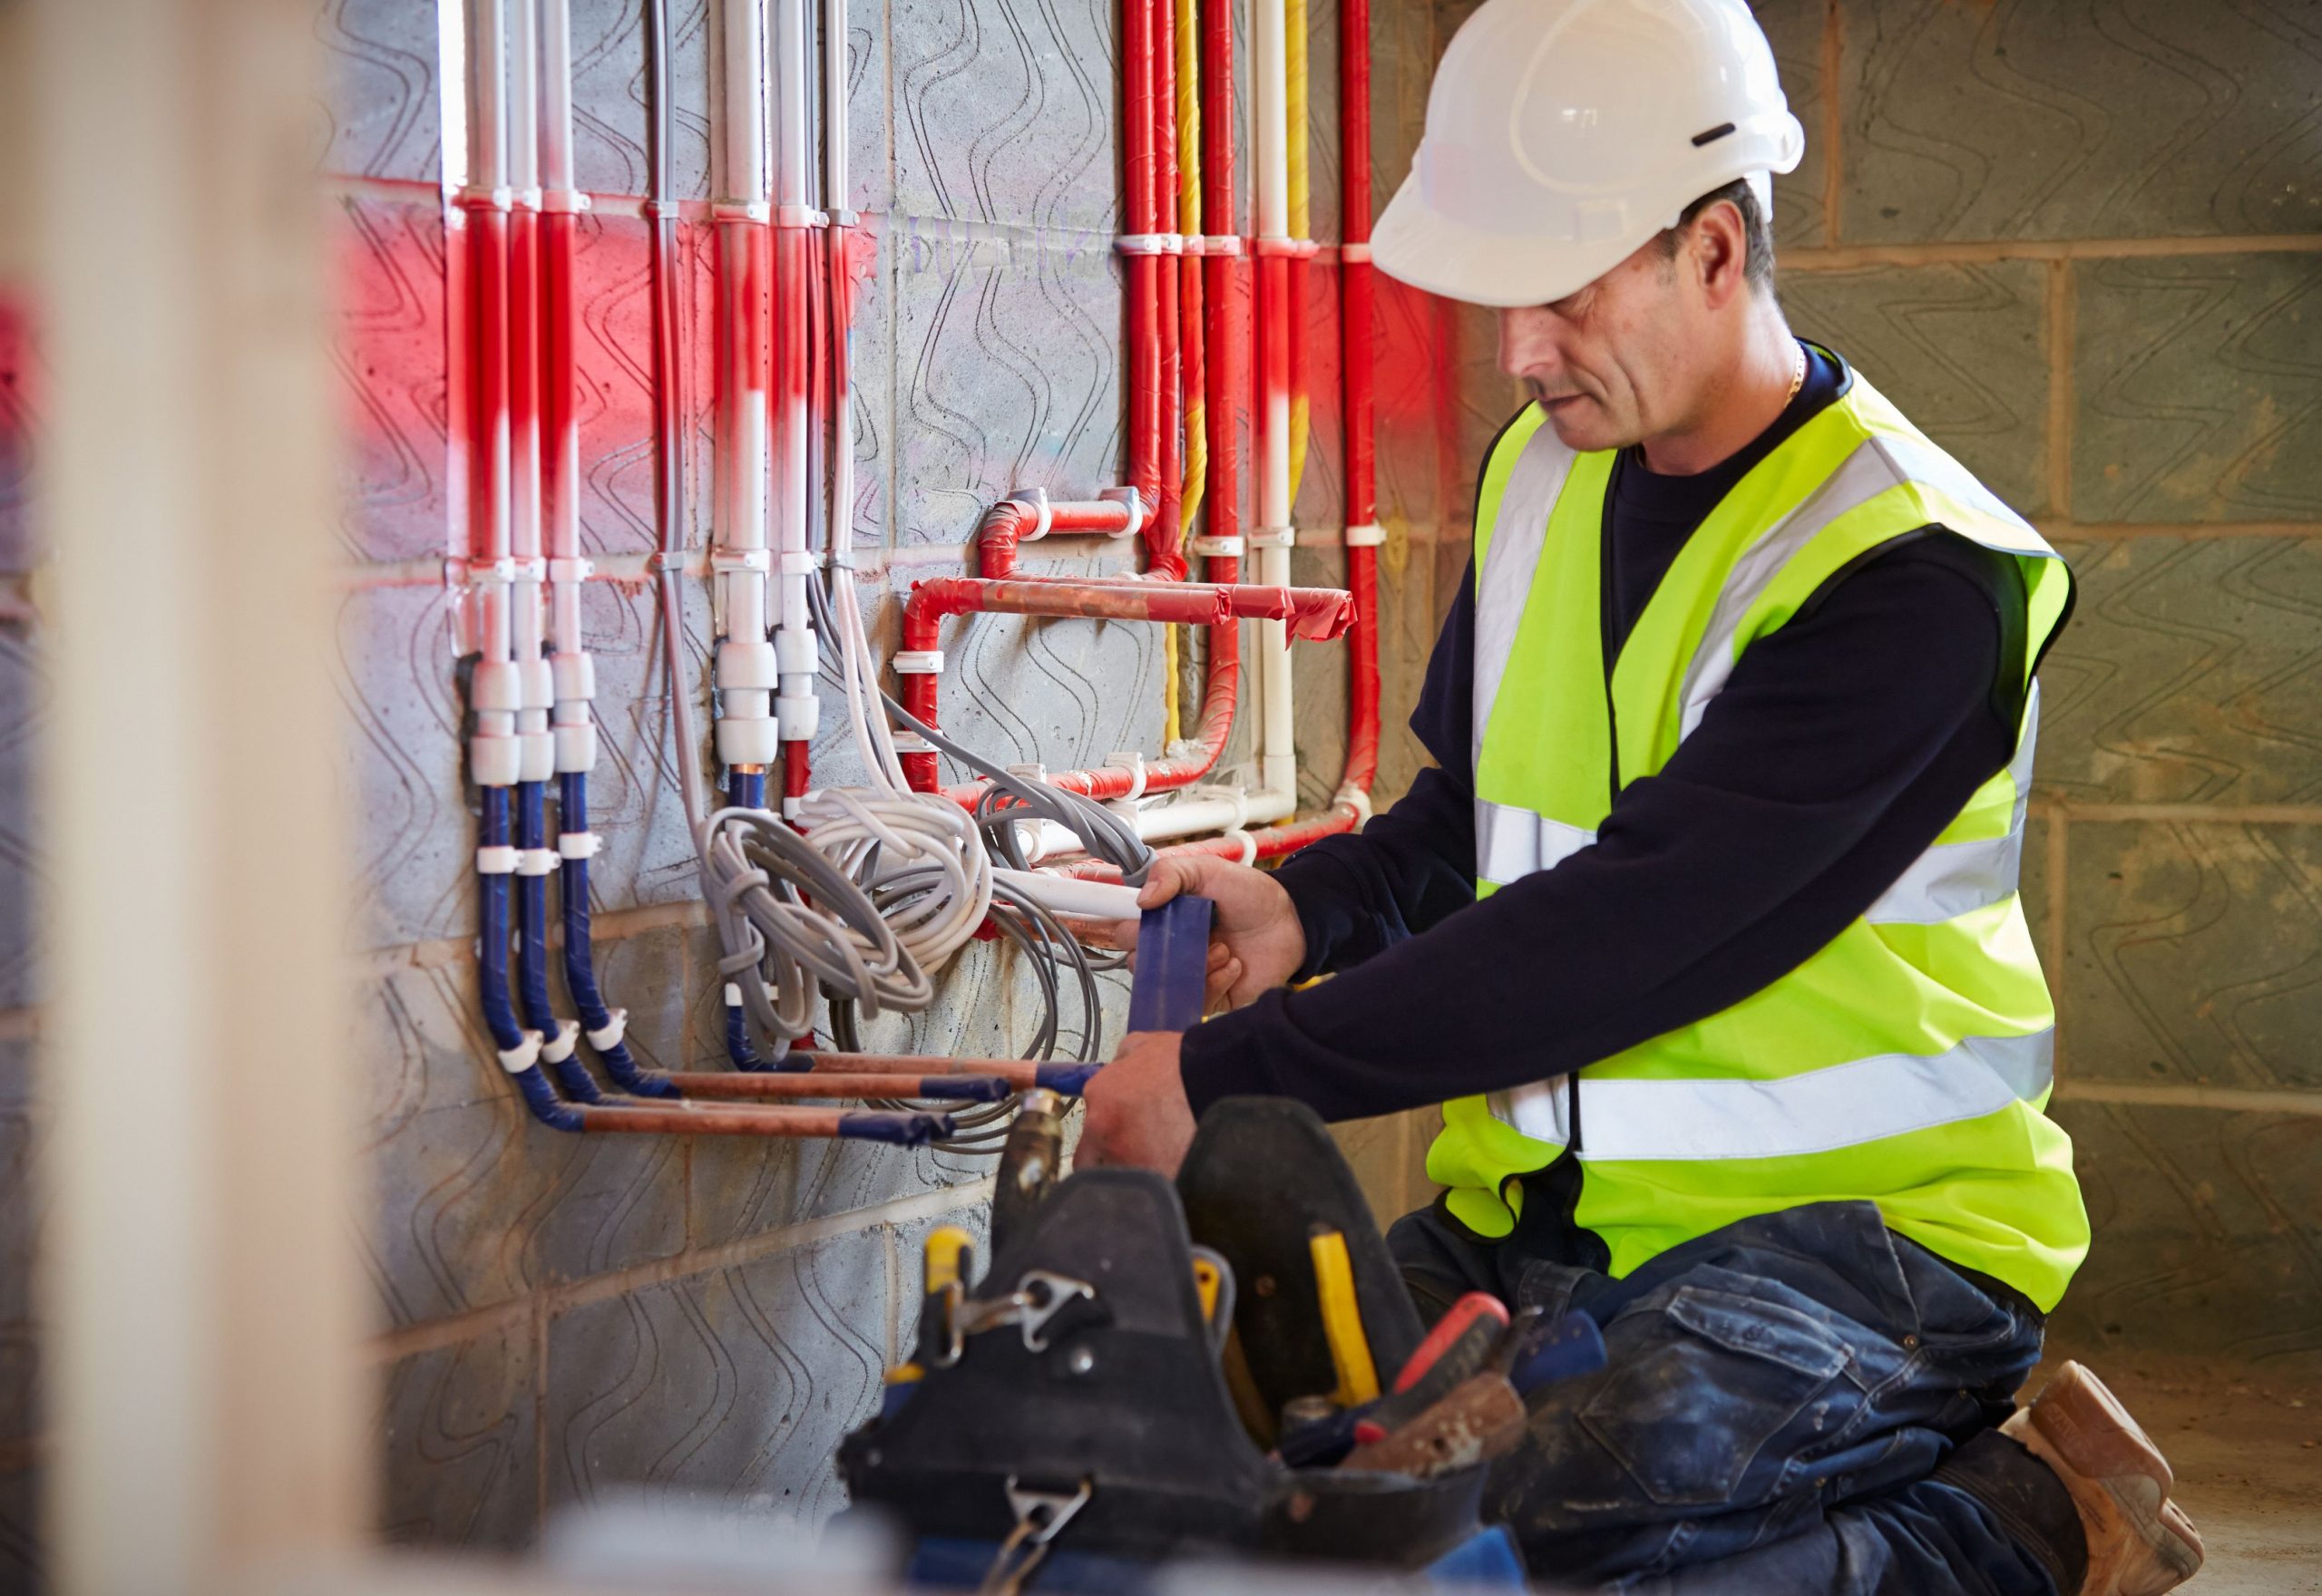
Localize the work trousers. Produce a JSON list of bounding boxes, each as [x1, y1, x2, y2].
[[1389, 1197, 2079, 1594]]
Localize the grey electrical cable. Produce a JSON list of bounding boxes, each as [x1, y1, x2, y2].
[[876, 691, 1156, 886]]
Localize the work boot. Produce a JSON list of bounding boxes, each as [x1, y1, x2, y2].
[[2002, 1361, 2204, 1596]]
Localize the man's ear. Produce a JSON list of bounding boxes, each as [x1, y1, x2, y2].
[[1690, 199, 1751, 310]]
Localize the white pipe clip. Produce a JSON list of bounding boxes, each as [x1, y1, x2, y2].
[[774, 203, 829, 228], [557, 831, 603, 860], [1343, 523, 1387, 548], [712, 200, 774, 224], [1332, 782, 1375, 827], [475, 845, 521, 875], [1339, 241, 1372, 264], [1005, 485, 1054, 540], [1098, 485, 1145, 538], [1190, 534, 1244, 559], [1247, 525, 1295, 550], [711, 548, 774, 573], [892, 650, 944, 675], [541, 1019, 582, 1065], [1104, 750, 1148, 802], [1224, 830, 1258, 866], [1114, 233, 1184, 255], [498, 1030, 545, 1073], [1204, 235, 1244, 256], [548, 556, 596, 582], [586, 1009, 630, 1051], [516, 849, 560, 877], [539, 190, 592, 215]]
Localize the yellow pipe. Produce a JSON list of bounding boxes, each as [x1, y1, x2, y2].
[[1166, 0, 1208, 746], [1285, 0, 1312, 508]]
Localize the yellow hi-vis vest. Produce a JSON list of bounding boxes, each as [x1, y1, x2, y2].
[[1425, 363, 2089, 1312]]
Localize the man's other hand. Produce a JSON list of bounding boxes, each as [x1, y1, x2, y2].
[[1077, 1031, 1194, 1174], [1122, 853, 1307, 1012]]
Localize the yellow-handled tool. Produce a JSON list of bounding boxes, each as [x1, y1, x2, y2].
[[1308, 1226, 1381, 1408], [889, 1223, 977, 1385]]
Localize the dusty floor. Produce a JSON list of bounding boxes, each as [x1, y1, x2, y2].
[[2034, 1358, 2322, 1594]]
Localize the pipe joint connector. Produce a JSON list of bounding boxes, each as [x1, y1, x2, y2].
[[1332, 783, 1375, 827]]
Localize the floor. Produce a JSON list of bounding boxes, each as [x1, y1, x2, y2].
[[2034, 1358, 2322, 1594]]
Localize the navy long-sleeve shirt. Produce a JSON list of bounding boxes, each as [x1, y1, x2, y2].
[[1177, 345, 2041, 1123]]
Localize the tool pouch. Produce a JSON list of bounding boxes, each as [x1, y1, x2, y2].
[[840, 1139, 1496, 1570], [840, 1167, 1273, 1557]]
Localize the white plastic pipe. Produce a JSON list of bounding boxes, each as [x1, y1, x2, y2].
[[1252, 0, 1297, 801], [541, 0, 597, 778], [714, 0, 778, 767], [769, 0, 820, 762], [992, 869, 1144, 923], [507, 0, 554, 786], [1021, 785, 1298, 861]]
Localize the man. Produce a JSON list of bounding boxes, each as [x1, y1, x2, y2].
[[1079, 1, 2206, 1591]]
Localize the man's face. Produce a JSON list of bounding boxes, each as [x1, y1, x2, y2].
[[1497, 242, 1701, 453]]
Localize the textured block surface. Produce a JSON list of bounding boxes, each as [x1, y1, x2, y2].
[[380, 1320, 541, 1551], [2073, 253, 2322, 526], [319, 0, 444, 186], [1839, 0, 2322, 244], [890, 0, 1120, 235], [334, 197, 451, 567], [2037, 535, 2322, 806], [1751, 0, 1829, 249], [2048, 1100, 2322, 1379], [1783, 259, 2051, 515], [2058, 821, 2322, 1093], [545, 1226, 887, 1520], [361, 960, 690, 1328], [0, 625, 40, 1013]]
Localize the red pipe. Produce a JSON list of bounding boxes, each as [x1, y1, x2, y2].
[[1150, 0, 1185, 582], [574, 1104, 920, 1137], [897, 577, 1341, 793], [541, 206, 579, 554], [464, 201, 512, 569], [1340, 0, 1381, 797], [660, 1071, 1010, 1099]]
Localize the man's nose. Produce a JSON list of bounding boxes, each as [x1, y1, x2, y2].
[[1498, 307, 1562, 381]]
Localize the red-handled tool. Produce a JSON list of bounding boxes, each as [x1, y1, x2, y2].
[[1350, 1292, 1509, 1446]]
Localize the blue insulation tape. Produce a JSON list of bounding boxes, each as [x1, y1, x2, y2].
[[1032, 1062, 1101, 1096], [1124, 895, 1214, 1035], [840, 1111, 955, 1146], [916, 1075, 1011, 1103]]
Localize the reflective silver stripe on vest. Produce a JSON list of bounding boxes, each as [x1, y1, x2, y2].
[[1865, 685, 2041, 925], [1495, 1027, 2054, 1161], [1476, 800, 1595, 887], [1472, 425, 1579, 766]]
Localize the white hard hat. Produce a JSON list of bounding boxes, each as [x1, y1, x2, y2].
[[1373, 0, 1807, 308]]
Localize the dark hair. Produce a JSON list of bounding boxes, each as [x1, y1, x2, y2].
[[1656, 179, 1776, 293]]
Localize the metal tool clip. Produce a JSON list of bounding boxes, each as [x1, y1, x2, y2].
[[977, 1475, 1093, 1596], [939, 1270, 1099, 1366]]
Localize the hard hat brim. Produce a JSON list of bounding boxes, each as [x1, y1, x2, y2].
[[1371, 177, 1654, 310]]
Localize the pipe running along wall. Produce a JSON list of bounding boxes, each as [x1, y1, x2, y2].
[[452, 0, 1387, 1134]]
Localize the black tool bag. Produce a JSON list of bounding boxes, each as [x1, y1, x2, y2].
[[840, 1168, 1273, 1558], [838, 1106, 1494, 1572]]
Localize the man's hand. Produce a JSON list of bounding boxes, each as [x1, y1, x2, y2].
[[1123, 853, 1307, 1012], [1077, 1031, 1195, 1174]]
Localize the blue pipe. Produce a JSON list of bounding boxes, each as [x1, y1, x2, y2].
[[517, 780, 605, 1104], [557, 772, 679, 1097], [481, 786, 584, 1133], [730, 769, 766, 810]]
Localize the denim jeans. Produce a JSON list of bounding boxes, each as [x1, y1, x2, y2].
[[1389, 1197, 2077, 1594]]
